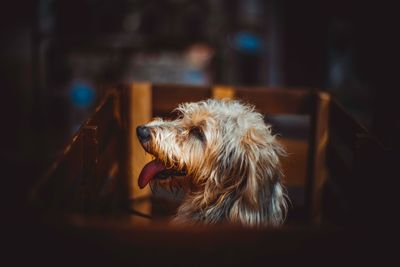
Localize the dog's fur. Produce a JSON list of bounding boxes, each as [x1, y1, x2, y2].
[[138, 99, 288, 227]]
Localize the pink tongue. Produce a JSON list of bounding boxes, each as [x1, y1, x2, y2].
[[138, 159, 166, 189]]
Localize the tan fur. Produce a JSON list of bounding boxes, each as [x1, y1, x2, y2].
[[139, 99, 288, 227]]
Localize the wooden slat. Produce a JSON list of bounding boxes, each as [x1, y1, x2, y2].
[[87, 91, 119, 154], [83, 125, 99, 211], [96, 136, 119, 185], [95, 136, 120, 211], [309, 92, 330, 223], [152, 84, 211, 117], [235, 87, 313, 115], [128, 83, 153, 218], [31, 132, 86, 211], [63, 148, 86, 211], [329, 99, 369, 149], [30, 90, 121, 212], [279, 137, 309, 187], [212, 85, 235, 100], [326, 144, 352, 179], [153, 85, 312, 116], [84, 89, 123, 211]]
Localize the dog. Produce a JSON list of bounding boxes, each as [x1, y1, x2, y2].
[[136, 99, 288, 227]]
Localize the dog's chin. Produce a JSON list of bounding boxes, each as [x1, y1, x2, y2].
[[150, 175, 191, 196]]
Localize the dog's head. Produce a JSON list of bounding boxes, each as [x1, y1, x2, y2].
[[137, 99, 287, 226]]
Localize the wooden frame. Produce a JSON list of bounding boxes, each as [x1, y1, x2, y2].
[[30, 83, 381, 226], [27, 83, 386, 265]]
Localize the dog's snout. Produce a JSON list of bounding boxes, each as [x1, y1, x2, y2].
[[137, 125, 151, 142]]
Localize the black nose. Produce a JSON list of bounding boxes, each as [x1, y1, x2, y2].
[[136, 125, 151, 142]]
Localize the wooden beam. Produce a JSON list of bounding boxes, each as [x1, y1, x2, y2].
[[309, 92, 330, 224], [212, 85, 236, 100], [152, 84, 211, 117], [83, 125, 99, 211], [127, 83, 153, 217], [235, 87, 312, 114]]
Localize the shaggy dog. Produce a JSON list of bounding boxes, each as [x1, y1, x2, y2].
[[136, 99, 288, 227]]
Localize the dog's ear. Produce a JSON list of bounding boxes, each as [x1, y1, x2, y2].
[[228, 126, 287, 225], [241, 127, 283, 196]]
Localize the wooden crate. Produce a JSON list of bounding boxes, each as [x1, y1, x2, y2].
[[28, 83, 384, 264]]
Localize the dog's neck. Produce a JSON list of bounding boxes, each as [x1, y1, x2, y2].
[[174, 181, 286, 227], [174, 192, 235, 224]]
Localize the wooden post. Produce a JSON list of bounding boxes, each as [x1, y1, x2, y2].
[[309, 92, 330, 224], [83, 125, 99, 212], [126, 83, 153, 220], [212, 85, 236, 100]]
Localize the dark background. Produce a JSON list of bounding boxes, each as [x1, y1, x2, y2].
[[1, 0, 397, 255]]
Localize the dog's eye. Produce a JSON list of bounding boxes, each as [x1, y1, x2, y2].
[[189, 127, 205, 142]]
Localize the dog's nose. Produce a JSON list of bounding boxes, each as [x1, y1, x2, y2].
[[136, 125, 151, 142]]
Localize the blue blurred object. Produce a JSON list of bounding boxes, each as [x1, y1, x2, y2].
[[183, 70, 206, 85], [234, 32, 263, 53], [69, 81, 96, 108]]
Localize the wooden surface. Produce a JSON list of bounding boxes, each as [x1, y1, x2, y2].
[[21, 213, 370, 267], [212, 85, 236, 99], [310, 92, 330, 223], [235, 87, 312, 115], [279, 138, 308, 187], [128, 83, 152, 218], [152, 84, 211, 117]]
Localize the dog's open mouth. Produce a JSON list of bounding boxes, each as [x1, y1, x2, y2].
[[138, 159, 188, 189]]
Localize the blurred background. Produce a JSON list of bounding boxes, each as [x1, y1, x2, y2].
[[0, 0, 397, 218]]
